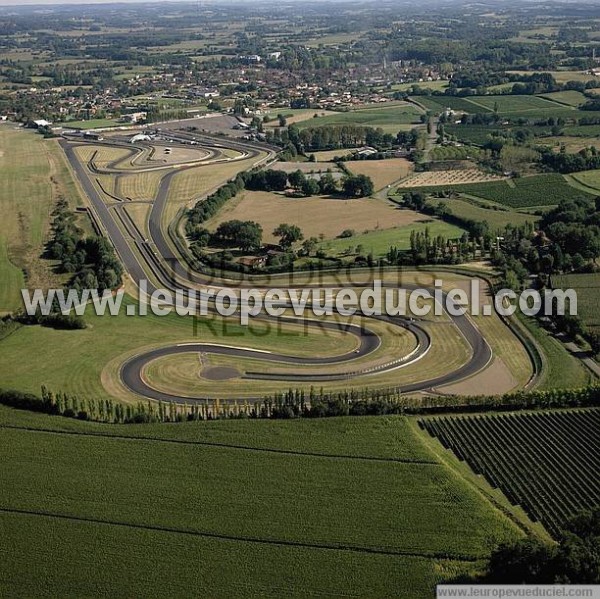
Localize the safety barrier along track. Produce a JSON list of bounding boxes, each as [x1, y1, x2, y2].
[[59, 130, 494, 404]]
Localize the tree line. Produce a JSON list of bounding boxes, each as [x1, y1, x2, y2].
[[47, 199, 123, 294], [2, 382, 600, 425]]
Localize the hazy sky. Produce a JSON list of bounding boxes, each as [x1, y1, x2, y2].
[[0, 0, 198, 5]]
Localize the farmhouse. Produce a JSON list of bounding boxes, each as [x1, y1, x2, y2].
[[238, 256, 267, 269]]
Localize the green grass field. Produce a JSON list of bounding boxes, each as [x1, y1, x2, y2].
[[63, 118, 122, 130], [0, 295, 359, 402], [540, 90, 587, 107], [0, 127, 88, 311], [0, 405, 523, 598], [429, 198, 538, 229], [296, 103, 423, 134], [519, 314, 593, 390], [398, 174, 594, 209], [320, 220, 466, 257], [569, 169, 600, 192]]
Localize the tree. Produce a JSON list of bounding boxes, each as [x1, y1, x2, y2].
[[301, 177, 320, 197], [288, 169, 306, 190], [273, 223, 303, 249], [485, 507, 600, 585], [213, 220, 263, 252], [342, 174, 374, 198], [301, 237, 318, 256], [318, 172, 338, 195]]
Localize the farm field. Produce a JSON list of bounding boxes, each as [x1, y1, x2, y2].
[[415, 96, 487, 114], [552, 273, 600, 334], [417, 94, 579, 119], [0, 126, 87, 311], [419, 409, 600, 537], [0, 407, 524, 599], [397, 169, 505, 189], [345, 158, 413, 190], [398, 174, 595, 209], [319, 219, 466, 257], [296, 103, 423, 134], [429, 198, 538, 229], [203, 190, 425, 243]]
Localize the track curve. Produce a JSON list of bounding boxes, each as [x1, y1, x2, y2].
[[60, 129, 496, 404]]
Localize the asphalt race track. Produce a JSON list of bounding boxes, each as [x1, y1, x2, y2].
[[60, 127, 497, 403]]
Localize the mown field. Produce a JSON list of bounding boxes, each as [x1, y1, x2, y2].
[[0, 126, 87, 312], [345, 158, 413, 190], [420, 409, 600, 537], [429, 198, 538, 229], [319, 219, 466, 257], [398, 174, 594, 209], [203, 190, 424, 243], [0, 405, 524, 598], [568, 168, 600, 193]]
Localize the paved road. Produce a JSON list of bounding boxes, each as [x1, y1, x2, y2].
[[60, 132, 493, 403]]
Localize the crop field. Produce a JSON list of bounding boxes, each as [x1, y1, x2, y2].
[[469, 95, 561, 114], [429, 198, 538, 229], [551, 273, 600, 334], [204, 190, 425, 243], [345, 158, 413, 190], [397, 169, 505, 189], [296, 103, 423, 133], [319, 219, 466, 257], [417, 94, 579, 119], [0, 407, 523, 598], [420, 409, 600, 537], [416, 96, 487, 113], [399, 174, 595, 208]]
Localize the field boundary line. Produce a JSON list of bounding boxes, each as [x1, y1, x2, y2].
[[0, 424, 440, 465], [0, 506, 480, 562]]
